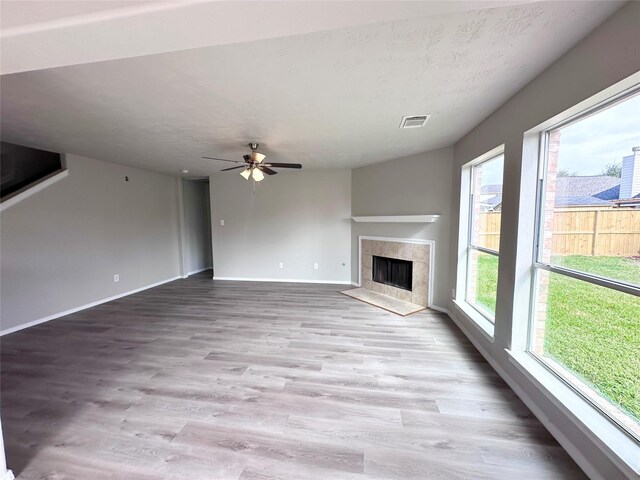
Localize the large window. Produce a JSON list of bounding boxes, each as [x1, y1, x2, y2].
[[530, 90, 640, 437], [463, 149, 504, 321]]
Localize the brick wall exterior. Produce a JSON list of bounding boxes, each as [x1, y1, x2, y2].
[[533, 130, 560, 354]]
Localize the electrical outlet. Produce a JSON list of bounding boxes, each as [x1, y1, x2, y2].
[[220, 219, 224, 226], [279, 262, 284, 269], [114, 274, 120, 283], [451, 288, 456, 298], [313, 263, 319, 270]]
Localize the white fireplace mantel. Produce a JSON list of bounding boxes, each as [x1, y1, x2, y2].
[[351, 215, 440, 223]]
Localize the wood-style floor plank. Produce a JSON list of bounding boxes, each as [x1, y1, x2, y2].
[[1, 272, 586, 479]]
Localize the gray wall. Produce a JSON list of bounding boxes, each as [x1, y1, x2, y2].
[[210, 170, 351, 283], [0, 154, 181, 333], [351, 147, 454, 308], [182, 179, 212, 275], [448, 3, 640, 480]]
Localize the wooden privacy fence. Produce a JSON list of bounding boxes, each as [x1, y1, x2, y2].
[[478, 208, 640, 256]]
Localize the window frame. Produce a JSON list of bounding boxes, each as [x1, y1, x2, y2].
[[528, 88, 640, 441], [458, 146, 505, 326]]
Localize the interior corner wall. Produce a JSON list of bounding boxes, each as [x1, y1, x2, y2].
[[210, 169, 351, 283], [448, 3, 640, 479], [182, 179, 212, 275], [0, 153, 181, 334], [351, 146, 454, 308]]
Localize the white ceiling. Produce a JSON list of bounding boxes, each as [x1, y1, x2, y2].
[[0, 1, 622, 175], [0, 1, 162, 31], [1, 1, 522, 74]]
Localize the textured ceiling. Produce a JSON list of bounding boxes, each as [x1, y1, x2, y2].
[[0, 2, 622, 175], [0, 1, 522, 75], [0, 1, 146, 30]]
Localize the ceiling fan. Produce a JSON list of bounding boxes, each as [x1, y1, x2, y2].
[[203, 143, 301, 182]]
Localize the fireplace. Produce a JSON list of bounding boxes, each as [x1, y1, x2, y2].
[[359, 237, 432, 307], [372, 255, 413, 291]]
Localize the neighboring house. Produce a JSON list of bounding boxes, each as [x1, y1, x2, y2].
[[554, 175, 621, 207], [482, 147, 640, 210], [477, 184, 503, 211], [480, 192, 504, 211]]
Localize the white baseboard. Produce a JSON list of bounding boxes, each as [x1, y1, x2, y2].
[[430, 304, 450, 315], [447, 307, 606, 480], [187, 266, 213, 276], [0, 470, 15, 480], [0, 276, 181, 336], [212, 276, 352, 285]]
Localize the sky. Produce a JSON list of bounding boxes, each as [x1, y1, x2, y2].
[[480, 155, 504, 187], [557, 92, 640, 175], [479, 92, 640, 186]]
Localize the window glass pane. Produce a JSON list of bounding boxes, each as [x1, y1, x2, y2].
[[466, 249, 498, 318], [540, 93, 640, 286], [470, 155, 504, 252], [531, 271, 640, 433]]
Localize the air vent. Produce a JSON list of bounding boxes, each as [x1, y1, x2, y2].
[[400, 115, 431, 129]]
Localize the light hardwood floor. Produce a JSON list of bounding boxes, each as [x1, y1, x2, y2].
[[1, 272, 586, 479]]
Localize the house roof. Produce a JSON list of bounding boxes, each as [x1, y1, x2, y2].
[[484, 195, 503, 206], [481, 176, 625, 208], [556, 176, 620, 196]]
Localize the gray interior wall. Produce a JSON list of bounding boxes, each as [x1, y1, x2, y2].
[[0, 153, 181, 333], [448, 3, 640, 479], [183, 179, 212, 275], [210, 170, 351, 283], [351, 147, 454, 308]]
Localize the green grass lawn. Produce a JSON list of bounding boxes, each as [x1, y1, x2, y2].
[[476, 254, 640, 423], [475, 252, 499, 314]]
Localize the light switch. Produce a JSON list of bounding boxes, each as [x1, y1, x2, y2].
[[220, 219, 225, 226]]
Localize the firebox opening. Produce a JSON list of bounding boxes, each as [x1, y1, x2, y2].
[[372, 256, 413, 291]]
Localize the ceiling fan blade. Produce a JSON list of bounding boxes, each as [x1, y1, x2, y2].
[[265, 163, 302, 169], [202, 156, 242, 163], [259, 166, 278, 175], [221, 165, 247, 171]]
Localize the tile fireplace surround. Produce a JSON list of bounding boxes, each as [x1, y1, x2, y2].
[[359, 236, 433, 307]]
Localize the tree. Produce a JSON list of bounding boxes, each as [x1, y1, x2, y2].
[[600, 162, 622, 177], [557, 169, 577, 177]]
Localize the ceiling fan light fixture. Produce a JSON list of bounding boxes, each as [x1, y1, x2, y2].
[[208, 142, 301, 183], [251, 152, 266, 163], [252, 168, 265, 182]]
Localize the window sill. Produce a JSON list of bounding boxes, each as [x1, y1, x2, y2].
[[451, 299, 495, 341], [506, 349, 639, 478]]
